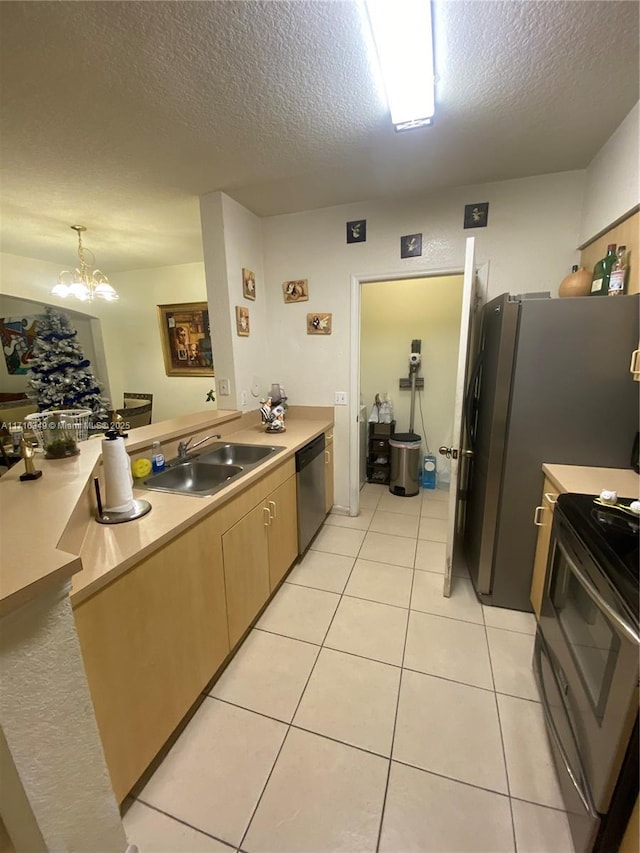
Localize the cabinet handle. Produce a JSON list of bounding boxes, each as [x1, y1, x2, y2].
[[544, 492, 557, 506], [326, 433, 334, 441], [533, 505, 545, 526], [263, 506, 271, 527], [630, 348, 640, 377], [269, 500, 277, 520], [325, 451, 330, 464]]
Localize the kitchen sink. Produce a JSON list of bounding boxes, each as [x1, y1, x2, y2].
[[140, 442, 285, 497], [197, 443, 283, 466], [143, 461, 244, 497]]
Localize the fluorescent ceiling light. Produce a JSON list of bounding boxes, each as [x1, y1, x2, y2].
[[365, 0, 435, 131]]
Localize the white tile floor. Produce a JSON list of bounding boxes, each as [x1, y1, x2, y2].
[[123, 483, 575, 853]]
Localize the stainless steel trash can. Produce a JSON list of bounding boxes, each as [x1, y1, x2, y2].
[[389, 433, 421, 497]]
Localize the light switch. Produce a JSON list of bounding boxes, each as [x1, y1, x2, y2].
[[334, 391, 348, 405], [218, 378, 230, 396]]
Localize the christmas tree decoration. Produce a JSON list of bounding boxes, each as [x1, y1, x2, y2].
[[28, 307, 110, 417]]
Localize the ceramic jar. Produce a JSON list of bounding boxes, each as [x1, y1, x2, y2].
[[559, 266, 592, 297]]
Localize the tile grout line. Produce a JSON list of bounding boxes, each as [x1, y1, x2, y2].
[[392, 756, 511, 801], [132, 797, 237, 850], [236, 507, 374, 852], [482, 600, 518, 852], [374, 523, 417, 853]]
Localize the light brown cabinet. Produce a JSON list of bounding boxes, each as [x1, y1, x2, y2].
[[267, 475, 298, 590], [75, 457, 299, 803], [530, 477, 558, 618], [74, 512, 230, 803], [324, 432, 334, 514], [222, 470, 298, 647], [222, 501, 271, 648]]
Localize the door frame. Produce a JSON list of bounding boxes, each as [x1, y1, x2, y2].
[[348, 265, 465, 516]]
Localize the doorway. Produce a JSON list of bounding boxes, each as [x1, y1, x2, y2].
[[349, 269, 464, 515]]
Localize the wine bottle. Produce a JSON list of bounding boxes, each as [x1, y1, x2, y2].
[[590, 243, 617, 296], [607, 245, 627, 296]]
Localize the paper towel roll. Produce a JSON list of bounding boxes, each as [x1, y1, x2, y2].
[[102, 435, 135, 513]]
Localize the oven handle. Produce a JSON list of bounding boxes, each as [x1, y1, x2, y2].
[[559, 542, 640, 646], [533, 637, 599, 820]]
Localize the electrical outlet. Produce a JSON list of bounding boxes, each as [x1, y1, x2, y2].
[[218, 378, 230, 396], [240, 390, 248, 406], [334, 391, 348, 405]]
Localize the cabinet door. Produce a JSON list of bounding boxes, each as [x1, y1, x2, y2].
[[222, 502, 270, 648], [267, 474, 299, 590], [324, 434, 334, 514], [530, 478, 558, 618], [74, 514, 230, 803]]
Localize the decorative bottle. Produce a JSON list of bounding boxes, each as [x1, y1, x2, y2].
[[607, 245, 627, 296], [590, 244, 617, 296]]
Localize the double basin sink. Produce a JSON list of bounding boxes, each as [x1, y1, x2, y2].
[[141, 443, 285, 498]]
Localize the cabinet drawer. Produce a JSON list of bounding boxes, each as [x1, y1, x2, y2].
[[371, 439, 388, 453]]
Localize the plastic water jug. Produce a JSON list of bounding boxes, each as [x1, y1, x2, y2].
[[422, 454, 437, 489]]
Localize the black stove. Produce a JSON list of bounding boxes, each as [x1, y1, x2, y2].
[[557, 493, 639, 624]]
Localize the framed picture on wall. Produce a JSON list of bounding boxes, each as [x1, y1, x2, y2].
[[401, 233, 422, 258], [0, 315, 41, 374], [157, 302, 214, 376], [464, 202, 489, 229], [242, 268, 256, 300], [346, 220, 366, 243], [307, 313, 332, 335], [283, 279, 309, 303], [235, 306, 250, 336]]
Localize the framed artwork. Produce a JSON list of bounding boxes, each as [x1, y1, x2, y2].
[[242, 268, 256, 300], [346, 219, 366, 243], [283, 279, 309, 303], [401, 233, 422, 258], [307, 313, 332, 335], [0, 315, 41, 374], [235, 306, 250, 336], [464, 202, 489, 229], [157, 302, 214, 376]]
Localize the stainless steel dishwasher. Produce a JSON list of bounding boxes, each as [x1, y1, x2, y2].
[[295, 433, 326, 554]]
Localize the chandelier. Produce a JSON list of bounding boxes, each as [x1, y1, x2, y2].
[[52, 225, 119, 302]]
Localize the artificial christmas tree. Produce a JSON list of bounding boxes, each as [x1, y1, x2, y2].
[[28, 306, 110, 417]]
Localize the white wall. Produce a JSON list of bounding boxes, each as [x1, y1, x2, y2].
[[108, 262, 214, 422], [262, 169, 585, 508], [361, 276, 463, 479], [201, 192, 273, 412], [580, 101, 640, 246], [0, 253, 214, 423]]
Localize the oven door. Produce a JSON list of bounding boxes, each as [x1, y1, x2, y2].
[[533, 631, 600, 853], [539, 512, 639, 813]]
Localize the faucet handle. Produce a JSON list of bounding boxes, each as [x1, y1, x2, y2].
[[178, 438, 192, 456]]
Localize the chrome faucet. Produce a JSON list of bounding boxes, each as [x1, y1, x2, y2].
[[176, 433, 221, 460]]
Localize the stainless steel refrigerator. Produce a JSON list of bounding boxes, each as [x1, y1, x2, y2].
[[462, 292, 639, 612]]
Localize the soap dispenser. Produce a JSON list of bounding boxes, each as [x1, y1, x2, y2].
[[151, 441, 165, 473]]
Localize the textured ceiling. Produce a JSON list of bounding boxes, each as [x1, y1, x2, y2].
[[0, 0, 638, 271]]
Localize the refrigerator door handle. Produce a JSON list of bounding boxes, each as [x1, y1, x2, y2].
[[464, 350, 483, 450]]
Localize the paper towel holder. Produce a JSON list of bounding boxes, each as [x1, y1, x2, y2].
[[93, 477, 151, 525]]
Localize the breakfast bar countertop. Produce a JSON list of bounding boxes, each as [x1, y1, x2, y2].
[[0, 407, 333, 613]]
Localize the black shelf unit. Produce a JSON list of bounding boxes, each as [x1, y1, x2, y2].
[[366, 420, 396, 484]]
